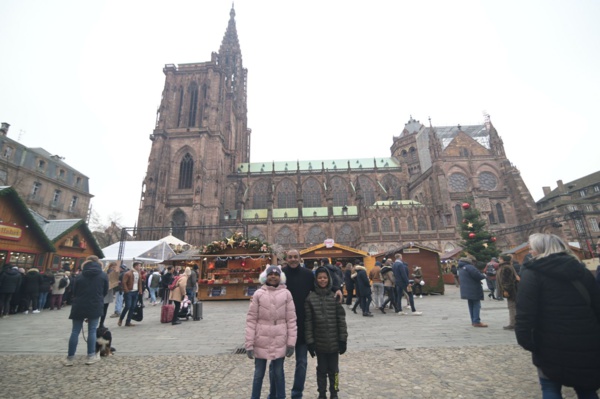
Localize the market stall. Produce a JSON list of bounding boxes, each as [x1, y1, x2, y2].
[[167, 232, 274, 300]]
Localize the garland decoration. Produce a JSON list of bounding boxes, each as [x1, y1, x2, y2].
[[202, 231, 272, 254]]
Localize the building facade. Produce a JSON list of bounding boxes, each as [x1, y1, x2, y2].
[[136, 7, 537, 254], [0, 123, 92, 220]]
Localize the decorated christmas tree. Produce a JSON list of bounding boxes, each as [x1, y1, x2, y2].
[[458, 200, 500, 264]]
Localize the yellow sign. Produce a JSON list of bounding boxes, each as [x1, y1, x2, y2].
[[403, 248, 420, 254], [0, 224, 23, 241]]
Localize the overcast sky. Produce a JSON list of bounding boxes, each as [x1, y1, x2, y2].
[[1, 0, 598, 228]]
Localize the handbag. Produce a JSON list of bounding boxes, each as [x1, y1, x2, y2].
[[131, 299, 144, 322]]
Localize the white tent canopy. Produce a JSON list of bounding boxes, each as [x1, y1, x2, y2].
[[101, 240, 176, 267], [159, 234, 188, 246]]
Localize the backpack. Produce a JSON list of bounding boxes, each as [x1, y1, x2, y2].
[[150, 274, 160, 288], [168, 275, 181, 290], [486, 263, 497, 276], [58, 276, 68, 289]]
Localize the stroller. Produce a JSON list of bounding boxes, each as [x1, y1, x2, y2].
[[177, 298, 192, 321]]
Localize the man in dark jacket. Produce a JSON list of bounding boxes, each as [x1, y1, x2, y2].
[[392, 254, 410, 314], [65, 255, 108, 366], [354, 265, 373, 317], [0, 264, 21, 317], [343, 263, 354, 306], [23, 267, 43, 314], [458, 256, 487, 327]]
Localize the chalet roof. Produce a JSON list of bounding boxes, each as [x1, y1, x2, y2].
[[375, 243, 441, 258], [300, 242, 369, 257], [0, 186, 56, 252]]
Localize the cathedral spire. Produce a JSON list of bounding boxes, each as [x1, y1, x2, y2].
[[219, 4, 241, 60]]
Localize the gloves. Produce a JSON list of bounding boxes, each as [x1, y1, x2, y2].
[[307, 343, 316, 358], [246, 349, 254, 359], [286, 346, 295, 358], [339, 341, 347, 355]]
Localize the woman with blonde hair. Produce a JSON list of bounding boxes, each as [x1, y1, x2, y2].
[[168, 266, 189, 325], [516, 233, 600, 398]]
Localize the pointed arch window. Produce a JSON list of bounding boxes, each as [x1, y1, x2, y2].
[[172, 210, 187, 240], [249, 227, 266, 241], [277, 179, 296, 208], [381, 217, 392, 232], [489, 211, 496, 224], [176, 87, 184, 127], [496, 203, 506, 224], [188, 83, 199, 127], [371, 218, 379, 233], [358, 176, 376, 206], [178, 153, 194, 189], [252, 180, 268, 209], [455, 204, 463, 225], [336, 224, 356, 244], [394, 217, 400, 232], [407, 217, 415, 231], [302, 178, 322, 207], [305, 226, 326, 244], [409, 147, 417, 162], [331, 176, 348, 207], [276, 226, 297, 245], [382, 174, 402, 200], [418, 216, 427, 230]]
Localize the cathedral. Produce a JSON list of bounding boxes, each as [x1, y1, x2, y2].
[[136, 7, 537, 255]]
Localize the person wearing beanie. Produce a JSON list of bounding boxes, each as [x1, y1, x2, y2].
[[245, 264, 296, 399], [304, 266, 348, 399], [65, 255, 108, 366]]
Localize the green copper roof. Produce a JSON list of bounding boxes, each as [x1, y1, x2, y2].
[[272, 208, 298, 218], [243, 209, 268, 220], [237, 157, 400, 174]]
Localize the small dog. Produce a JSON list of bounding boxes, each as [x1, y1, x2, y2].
[[95, 326, 113, 357]]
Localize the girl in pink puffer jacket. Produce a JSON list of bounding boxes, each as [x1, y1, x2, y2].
[[245, 265, 297, 399]]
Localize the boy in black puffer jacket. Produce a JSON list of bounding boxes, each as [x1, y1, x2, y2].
[[304, 267, 348, 399]]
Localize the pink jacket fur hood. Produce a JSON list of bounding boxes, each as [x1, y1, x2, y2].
[[245, 283, 297, 360]]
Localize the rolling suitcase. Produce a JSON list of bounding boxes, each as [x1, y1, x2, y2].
[[193, 301, 203, 321], [161, 303, 174, 323]]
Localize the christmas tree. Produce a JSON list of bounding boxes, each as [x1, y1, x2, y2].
[[458, 200, 500, 264]]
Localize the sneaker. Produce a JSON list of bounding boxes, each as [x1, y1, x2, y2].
[[23, 310, 29, 315], [63, 357, 74, 367], [404, 305, 411, 309], [32, 310, 40, 314], [109, 313, 120, 318], [419, 295, 423, 299], [396, 311, 408, 315], [503, 325, 515, 330], [85, 354, 100, 365], [411, 311, 423, 316]]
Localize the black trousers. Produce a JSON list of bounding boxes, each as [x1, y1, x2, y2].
[[316, 352, 339, 395]]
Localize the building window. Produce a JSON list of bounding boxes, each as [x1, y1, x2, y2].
[[394, 217, 400, 232], [305, 226, 326, 244], [594, 185, 599, 193], [58, 169, 65, 179], [381, 218, 391, 232], [585, 205, 593, 212], [448, 173, 469, 192], [275, 226, 297, 245], [38, 160, 45, 170], [178, 153, 194, 189], [418, 216, 427, 230], [0, 170, 6, 184], [407, 217, 415, 231], [358, 176, 376, 206], [331, 176, 348, 207], [32, 182, 41, 197], [336, 224, 356, 244], [371, 218, 379, 233], [52, 189, 61, 203], [277, 179, 296, 208], [382, 174, 401, 199], [454, 204, 463, 225], [567, 205, 577, 212], [188, 83, 199, 127], [580, 189, 586, 197], [3, 146, 13, 159], [478, 172, 498, 191], [575, 219, 585, 234], [409, 147, 417, 162], [496, 203, 506, 224], [302, 178, 321, 208], [459, 147, 470, 157], [75, 176, 81, 186], [590, 218, 599, 232], [176, 87, 184, 127], [69, 196, 78, 211], [252, 180, 268, 209]]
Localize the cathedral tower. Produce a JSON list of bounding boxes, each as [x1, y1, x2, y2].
[[137, 6, 249, 241]]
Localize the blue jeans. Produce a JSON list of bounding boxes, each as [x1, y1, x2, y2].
[[114, 291, 123, 314], [120, 291, 138, 324], [467, 299, 481, 324], [148, 287, 158, 303], [253, 357, 284, 399], [291, 343, 308, 399], [68, 317, 99, 357], [38, 292, 49, 310], [539, 377, 599, 399]]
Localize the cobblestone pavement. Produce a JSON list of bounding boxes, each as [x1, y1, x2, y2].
[[0, 286, 590, 398]]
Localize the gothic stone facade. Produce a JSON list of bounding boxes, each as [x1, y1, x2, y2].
[[136, 8, 537, 254]]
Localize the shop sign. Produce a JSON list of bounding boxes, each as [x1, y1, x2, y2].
[[0, 223, 23, 241], [403, 248, 420, 254], [324, 238, 335, 248]]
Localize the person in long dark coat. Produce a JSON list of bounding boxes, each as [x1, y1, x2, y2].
[[354, 265, 372, 317], [458, 256, 487, 327], [64, 256, 108, 366], [0, 264, 21, 317], [22, 268, 43, 313], [516, 233, 600, 397], [343, 263, 354, 306]]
